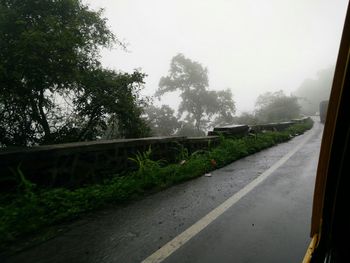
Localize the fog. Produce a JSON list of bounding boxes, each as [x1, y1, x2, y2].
[[85, 0, 348, 113]]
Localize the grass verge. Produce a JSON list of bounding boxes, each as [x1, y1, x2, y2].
[[0, 119, 313, 252]]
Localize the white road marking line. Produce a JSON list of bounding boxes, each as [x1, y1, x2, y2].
[[141, 127, 316, 263]]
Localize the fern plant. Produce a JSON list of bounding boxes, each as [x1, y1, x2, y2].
[[128, 146, 165, 176], [9, 164, 36, 199], [173, 142, 189, 162]]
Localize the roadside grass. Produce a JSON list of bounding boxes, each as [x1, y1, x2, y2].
[[0, 119, 313, 251]]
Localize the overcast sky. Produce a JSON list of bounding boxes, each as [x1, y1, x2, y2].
[[84, 0, 348, 113]]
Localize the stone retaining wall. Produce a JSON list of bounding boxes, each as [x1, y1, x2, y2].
[[0, 136, 219, 189], [0, 117, 310, 190]]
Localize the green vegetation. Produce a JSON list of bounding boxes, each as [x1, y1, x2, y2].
[[0, 120, 313, 251], [0, 0, 150, 147], [145, 105, 181, 137], [155, 54, 236, 134]]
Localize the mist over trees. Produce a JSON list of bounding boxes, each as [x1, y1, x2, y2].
[[294, 66, 334, 115], [156, 54, 236, 135], [232, 91, 301, 125], [255, 91, 300, 123], [235, 67, 334, 124], [0, 0, 149, 147], [233, 112, 258, 125], [0, 0, 325, 148]]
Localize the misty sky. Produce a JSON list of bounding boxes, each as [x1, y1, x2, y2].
[[85, 0, 348, 113]]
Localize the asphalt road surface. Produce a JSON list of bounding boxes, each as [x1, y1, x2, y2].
[[4, 120, 323, 263]]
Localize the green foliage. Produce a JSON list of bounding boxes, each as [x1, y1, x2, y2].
[[128, 147, 167, 189], [285, 118, 313, 135], [173, 142, 189, 162], [144, 105, 180, 136], [156, 54, 236, 133], [128, 147, 153, 173], [211, 89, 237, 126], [0, 121, 313, 250], [9, 164, 36, 198], [128, 147, 165, 175], [0, 0, 150, 147]]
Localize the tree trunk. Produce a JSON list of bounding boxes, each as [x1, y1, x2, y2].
[[78, 107, 99, 141], [195, 114, 202, 132], [29, 90, 51, 144], [38, 89, 51, 143]]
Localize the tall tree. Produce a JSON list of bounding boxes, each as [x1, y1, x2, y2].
[[156, 54, 235, 132], [211, 89, 236, 126], [0, 0, 149, 146], [255, 90, 300, 123]]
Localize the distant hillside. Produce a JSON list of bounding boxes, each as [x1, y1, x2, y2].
[[294, 66, 334, 115]]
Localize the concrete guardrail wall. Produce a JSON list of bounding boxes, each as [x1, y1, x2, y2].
[[0, 136, 219, 189], [0, 117, 310, 189]]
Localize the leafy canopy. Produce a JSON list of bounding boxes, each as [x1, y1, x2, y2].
[[144, 105, 180, 137], [0, 0, 149, 146], [156, 54, 236, 132]]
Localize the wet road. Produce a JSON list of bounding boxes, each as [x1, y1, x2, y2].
[[4, 120, 323, 263]]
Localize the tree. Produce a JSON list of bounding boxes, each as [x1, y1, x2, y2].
[[70, 69, 150, 141], [255, 90, 300, 123], [233, 112, 258, 125], [156, 54, 235, 132], [0, 0, 149, 146], [144, 105, 180, 136], [294, 66, 334, 115], [176, 122, 206, 137], [211, 89, 236, 126]]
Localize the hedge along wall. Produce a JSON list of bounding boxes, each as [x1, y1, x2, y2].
[[0, 117, 310, 190], [0, 136, 220, 189]]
